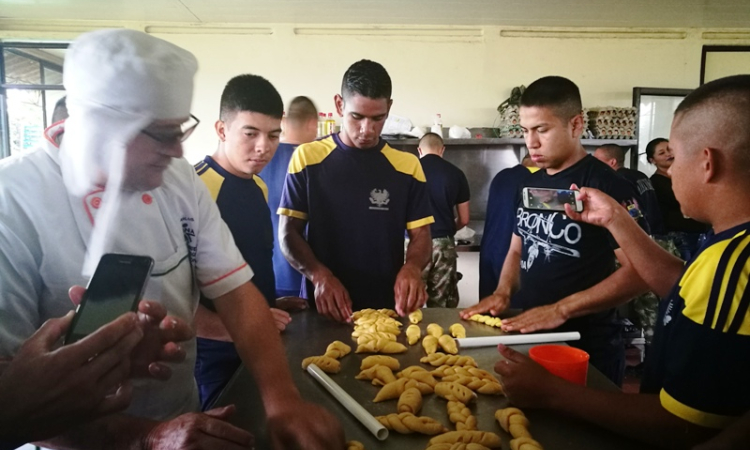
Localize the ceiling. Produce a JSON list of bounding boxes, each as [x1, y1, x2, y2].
[[0, 0, 749, 28]]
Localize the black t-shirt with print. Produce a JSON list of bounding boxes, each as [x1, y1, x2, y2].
[[513, 155, 645, 357]]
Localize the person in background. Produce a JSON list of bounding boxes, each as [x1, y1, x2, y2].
[[647, 137, 708, 260], [594, 143, 662, 235], [479, 154, 538, 299], [494, 74, 750, 449], [279, 59, 433, 321], [462, 76, 649, 386], [417, 132, 470, 308], [0, 29, 343, 449], [193, 74, 306, 411], [265, 96, 318, 298]]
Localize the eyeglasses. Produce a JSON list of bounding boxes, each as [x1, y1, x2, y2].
[[141, 114, 200, 144]]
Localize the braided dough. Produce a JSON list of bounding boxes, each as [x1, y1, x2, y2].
[[375, 412, 448, 435], [360, 355, 400, 371], [427, 323, 444, 338], [406, 324, 421, 345], [356, 339, 407, 354], [355, 364, 396, 386], [374, 377, 434, 402], [468, 314, 503, 328], [352, 323, 401, 337], [449, 323, 467, 338], [351, 308, 397, 320], [324, 340, 351, 359], [425, 444, 491, 450], [420, 353, 478, 367], [409, 309, 423, 324], [447, 400, 478, 431], [495, 408, 531, 439], [397, 366, 438, 387], [438, 334, 458, 354], [423, 335, 439, 355], [435, 381, 477, 404], [510, 437, 543, 450], [432, 366, 497, 381], [428, 430, 502, 448], [445, 376, 504, 395], [356, 332, 398, 345], [397, 386, 422, 414], [346, 441, 365, 450], [301, 355, 340, 373]]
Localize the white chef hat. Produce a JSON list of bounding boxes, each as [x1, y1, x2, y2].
[[60, 28, 198, 196]]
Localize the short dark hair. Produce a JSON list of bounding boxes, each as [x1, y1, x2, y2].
[[645, 138, 669, 162], [51, 96, 68, 123], [676, 74, 750, 117], [286, 96, 318, 127], [520, 76, 582, 121], [419, 132, 443, 149], [341, 60, 392, 100], [220, 74, 283, 121], [597, 144, 626, 167]]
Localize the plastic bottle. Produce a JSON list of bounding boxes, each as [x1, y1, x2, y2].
[[317, 112, 326, 137], [325, 113, 336, 135], [431, 113, 443, 137]]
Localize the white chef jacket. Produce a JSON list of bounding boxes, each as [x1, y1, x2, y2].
[[0, 123, 253, 420]]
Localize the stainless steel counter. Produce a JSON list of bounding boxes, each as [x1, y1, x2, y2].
[[214, 308, 653, 450]]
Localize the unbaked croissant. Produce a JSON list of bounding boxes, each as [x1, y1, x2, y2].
[[495, 408, 531, 439], [447, 400, 478, 431], [356, 339, 407, 354], [435, 381, 477, 404], [397, 386, 422, 414], [438, 334, 458, 354], [449, 323, 467, 338], [355, 364, 397, 386], [510, 437, 543, 450], [351, 308, 397, 320], [301, 355, 341, 373], [468, 314, 503, 328], [427, 323, 444, 338], [398, 365, 430, 377], [324, 340, 351, 359], [423, 335, 439, 355], [397, 366, 438, 387], [420, 353, 478, 367], [409, 309, 423, 324], [425, 444, 491, 450], [444, 375, 504, 395], [427, 430, 502, 448], [360, 355, 400, 371], [406, 324, 421, 345], [346, 441, 365, 450], [356, 332, 398, 345], [374, 377, 433, 402], [375, 412, 448, 435]]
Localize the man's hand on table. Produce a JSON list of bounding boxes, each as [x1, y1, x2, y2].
[[144, 405, 254, 450], [500, 303, 568, 333], [494, 344, 566, 409], [312, 271, 352, 323], [266, 399, 346, 450], [460, 292, 510, 319], [394, 263, 427, 316], [69, 285, 193, 380]]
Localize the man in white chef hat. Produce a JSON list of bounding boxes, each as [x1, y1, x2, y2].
[[0, 29, 344, 449]]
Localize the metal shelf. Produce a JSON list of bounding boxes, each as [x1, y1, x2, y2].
[[385, 137, 637, 147]]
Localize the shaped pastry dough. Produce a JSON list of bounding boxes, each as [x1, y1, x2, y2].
[[428, 430, 502, 448], [510, 437, 543, 450], [356, 332, 398, 345], [423, 335, 439, 355], [355, 364, 397, 386], [445, 376, 503, 395], [351, 308, 397, 320], [495, 408, 531, 439], [438, 334, 458, 354], [301, 355, 341, 373], [406, 324, 421, 345], [427, 323, 444, 338], [374, 377, 433, 402], [449, 323, 467, 338], [435, 381, 477, 404], [409, 309, 423, 324], [356, 339, 407, 354], [324, 340, 351, 359], [425, 444, 491, 450], [397, 366, 438, 387], [352, 323, 400, 337], [398, 365, 429, 377], [346, 441, 365, 450], [360, 355, 400, 371], [397, 386, 422, 414], [375, 412, 448, 435], [433, 366, 497, 382], [447, 400, 478, 431], [420, 353, 478, 367], [468, 314, 503, 328]]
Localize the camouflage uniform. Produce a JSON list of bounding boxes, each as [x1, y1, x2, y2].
[[422, 237, 459, 308]]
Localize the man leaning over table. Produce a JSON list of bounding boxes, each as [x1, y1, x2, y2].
[[494, 75, 750, 449], [0, 29, 344, 449]]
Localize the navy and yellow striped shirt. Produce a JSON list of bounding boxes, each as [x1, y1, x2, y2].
[[278, 133, 434, 309], [643, 221, 750, 428]]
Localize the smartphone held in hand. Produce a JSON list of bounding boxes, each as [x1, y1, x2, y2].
[[522, 187, 583, 213], [64, 254, 154, 344]]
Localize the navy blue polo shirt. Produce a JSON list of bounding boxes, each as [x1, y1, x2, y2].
[[419, 154, 470, 239]]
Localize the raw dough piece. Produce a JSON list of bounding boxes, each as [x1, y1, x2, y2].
[[435, 381, 477, 404], [409, 309, 423, 324], [447, 400, 478, 430], [301, 355, 341, 373], [427, 323, 444, 338], [355, 364, 396, 386], [420, 353, 477, 367], [449, 323, 467, 338], [397, 386, 422, 414], [375, 412, 448, 435], [423, 335, 439, 355], [324, 340, 351, 359], [355, 339, 407, 354], [495, 407, 531, 439], [438, 334, 458, 354], [406, 324, 421, 345], [360, 355, 400, 371], [428, 430, 502, 448]]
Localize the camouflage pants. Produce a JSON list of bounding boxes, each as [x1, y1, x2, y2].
[[618, 237, 680, 344], [423, 237, 459, 308]]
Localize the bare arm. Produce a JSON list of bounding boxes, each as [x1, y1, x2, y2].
[[454, 201, 470, 231]]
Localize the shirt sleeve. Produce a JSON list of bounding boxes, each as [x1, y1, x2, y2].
[[277, 146, 309, 221], [596, 172, 650, 246], [406, 159, 435, 230], [456, 169, 471, 204]]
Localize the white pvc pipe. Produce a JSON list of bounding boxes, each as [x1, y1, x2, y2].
[[307, 364, 389, 440], [456, 332, 581, 348]]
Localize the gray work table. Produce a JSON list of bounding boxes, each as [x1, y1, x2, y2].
[[214, 308, 653, 450]]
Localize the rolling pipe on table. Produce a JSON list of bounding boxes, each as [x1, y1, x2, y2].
[[457, 331, 581, 348], [307, 363, 389, 440]]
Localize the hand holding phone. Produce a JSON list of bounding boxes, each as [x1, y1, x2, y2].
[[522, 187, 583, 213]]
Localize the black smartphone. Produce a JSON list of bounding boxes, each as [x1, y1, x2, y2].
[[64, 254, 154, 345], [522, 187, 583, 213]]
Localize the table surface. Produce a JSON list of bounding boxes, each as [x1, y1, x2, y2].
[[215, 308, 654, 450]]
